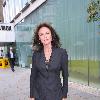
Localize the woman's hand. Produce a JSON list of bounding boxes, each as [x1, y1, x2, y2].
[[62, 98, 67, 100], [30, 98, 35, 100]]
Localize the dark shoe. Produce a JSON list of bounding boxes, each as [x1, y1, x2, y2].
[[12, 69, 15, 72]]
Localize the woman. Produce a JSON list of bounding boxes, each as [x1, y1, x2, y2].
[[30, 23, 68, 100]]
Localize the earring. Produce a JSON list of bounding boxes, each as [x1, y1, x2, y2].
[[38, 42, 41, 44], [38, 39, 41, 44]]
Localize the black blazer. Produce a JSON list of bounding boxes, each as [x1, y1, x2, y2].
[[30, 47, 68, 100], [7, 51, 15, 59]]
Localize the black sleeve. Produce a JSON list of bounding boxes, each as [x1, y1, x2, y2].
[[61, 49, 68, 98], [30, 52, 37, 98]]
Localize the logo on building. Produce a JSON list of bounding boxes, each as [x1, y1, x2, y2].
[[0, 25, 12, 31], [0, 23, 15, 42]]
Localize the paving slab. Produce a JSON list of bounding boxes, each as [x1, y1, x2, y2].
[[0, 67, 100, 100]]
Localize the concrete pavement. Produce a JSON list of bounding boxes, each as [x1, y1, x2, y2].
[[0, 67, 100, 100]]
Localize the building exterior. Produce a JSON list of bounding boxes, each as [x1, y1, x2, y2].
[[3, 0, 100, 88], [0, 0, 4, 22]]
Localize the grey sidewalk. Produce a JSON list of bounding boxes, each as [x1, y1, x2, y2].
[[68, 82, 100, 100], [0, 67, 100, 100]]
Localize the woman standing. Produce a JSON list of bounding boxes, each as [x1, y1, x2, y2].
[[30, 23, 68, 100]]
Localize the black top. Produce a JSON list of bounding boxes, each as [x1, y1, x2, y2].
[[30, 47, 68, 100]]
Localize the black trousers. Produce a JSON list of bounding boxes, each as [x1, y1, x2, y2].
[[9, 58, 15, 70], [35, 98, 62, 100]]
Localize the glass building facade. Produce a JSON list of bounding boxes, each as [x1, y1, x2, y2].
[[3, 0, 100, 88]]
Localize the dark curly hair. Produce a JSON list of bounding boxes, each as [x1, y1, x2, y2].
[[32, 23, 61, 51]]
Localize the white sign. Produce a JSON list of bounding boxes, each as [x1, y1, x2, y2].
[[0, 23, 15, 42]]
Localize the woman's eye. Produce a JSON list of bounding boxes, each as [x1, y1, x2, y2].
[[46, 32, 49, 34], [39, 33, 43, 36]]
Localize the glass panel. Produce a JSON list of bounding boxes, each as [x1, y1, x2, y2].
[[21, 0, 28, 8], [15, 24, 33, 43], [89, 21, 100, 88]]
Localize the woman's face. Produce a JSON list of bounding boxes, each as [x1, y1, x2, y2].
[[38, 27, 52, 46]]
